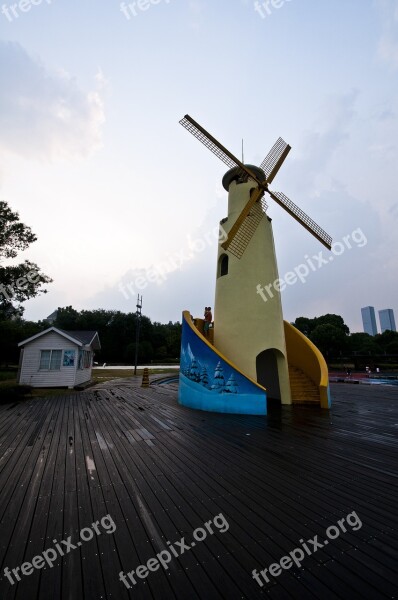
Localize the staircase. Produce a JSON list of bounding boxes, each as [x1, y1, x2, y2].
[[289, 366, 320, 404]]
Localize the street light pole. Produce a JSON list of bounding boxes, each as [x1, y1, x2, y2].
[[134, 294, 142, 376]]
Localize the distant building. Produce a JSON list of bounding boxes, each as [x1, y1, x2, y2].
[[45, 310, 58, 324], [378, 309, 396, 333], [361, 306, 378, 336], [17, 327, 100, 388]]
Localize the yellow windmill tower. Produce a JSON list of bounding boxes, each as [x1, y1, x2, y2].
[[179, 115, 332, 408]]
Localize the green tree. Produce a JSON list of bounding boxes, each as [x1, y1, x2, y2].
[[52, 306, 180, 364], [0, 318, 43, 366], [293, 317, 315, 336], [348, 333, 380, 355], [386, 340, 398, 354], [374, 330, 398, 355], [125, 341, 154, 364], [310, 324, 348, 357], [0, 201, 52, 319], [315, 314, 350, 335], [155, 346, 168, 360], [293, 314, 349, 337], [54, 306, 80, 329]]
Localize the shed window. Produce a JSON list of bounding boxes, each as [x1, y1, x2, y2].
[[78, 350, 92, 370], [40, 349, 62, 370]]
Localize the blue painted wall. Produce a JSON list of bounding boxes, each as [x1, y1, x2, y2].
[[178, 314, 267, 415]]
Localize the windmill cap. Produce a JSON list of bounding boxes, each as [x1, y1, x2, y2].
[[222, 164, 266, 191]]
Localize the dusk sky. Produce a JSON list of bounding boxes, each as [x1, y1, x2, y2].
[[1, 0, 397, 332]]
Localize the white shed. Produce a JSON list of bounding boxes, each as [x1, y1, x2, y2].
[[17, 328, 101, 388]]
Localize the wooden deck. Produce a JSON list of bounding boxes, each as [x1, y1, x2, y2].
[[0, 379, 397, 599]]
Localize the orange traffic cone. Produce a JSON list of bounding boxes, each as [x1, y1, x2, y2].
[[141, 368, 150, 388]]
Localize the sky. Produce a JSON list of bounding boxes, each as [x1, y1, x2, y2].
[[0, 0, 397, 333]]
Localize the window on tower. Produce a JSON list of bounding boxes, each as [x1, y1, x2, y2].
[[218, 254, 229, 277]]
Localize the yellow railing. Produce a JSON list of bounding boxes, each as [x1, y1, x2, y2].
[[284, 321, 330, 408]]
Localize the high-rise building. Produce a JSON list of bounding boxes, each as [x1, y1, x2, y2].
[[378, 309, 396, 333], [361, 306, 378, 336]]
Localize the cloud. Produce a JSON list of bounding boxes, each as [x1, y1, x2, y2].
[[280, 90, 359, 194], [84, 215, 225, 323], [0, 41, 105, 160], [86, 253, 216, 324], [264, 88, 397, 331]]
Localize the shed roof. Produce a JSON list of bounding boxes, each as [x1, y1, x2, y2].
[[58, 330, 101, 349], [18, 327, 101, 350]]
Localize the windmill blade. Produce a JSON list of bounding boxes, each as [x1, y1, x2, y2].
[[260, 137, 291, 184], [268, 190, 332, 250], [221, 188, 268, 258], [179, 115, 264, 186]]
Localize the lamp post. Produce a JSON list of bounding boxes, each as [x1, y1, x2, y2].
[[134, 295, 142, 376]]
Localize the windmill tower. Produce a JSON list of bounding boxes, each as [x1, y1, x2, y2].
[[215, 165, 291, 403], [179, 115, 332, 405]]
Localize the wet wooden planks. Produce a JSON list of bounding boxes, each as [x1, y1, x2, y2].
[[0, 381, 397, 599]]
